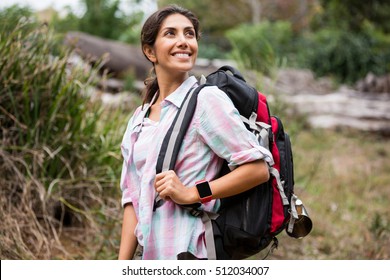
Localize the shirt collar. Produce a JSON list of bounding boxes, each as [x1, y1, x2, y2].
[[131, 106, 149, 131], [164, 76, 198, 108], [131, 76, 198, 130]]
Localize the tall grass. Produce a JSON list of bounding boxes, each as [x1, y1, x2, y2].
[[0, 13, 130, 259]]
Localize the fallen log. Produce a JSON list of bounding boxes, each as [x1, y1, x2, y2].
[[64, 31, 150, 79]]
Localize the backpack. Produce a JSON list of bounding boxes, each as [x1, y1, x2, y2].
[[156, 65, 306, 259]]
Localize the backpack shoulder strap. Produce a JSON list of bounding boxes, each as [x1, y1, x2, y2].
[[156, 84, 207, 174]]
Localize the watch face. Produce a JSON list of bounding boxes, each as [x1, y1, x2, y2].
[[197, 181, 212, 198]]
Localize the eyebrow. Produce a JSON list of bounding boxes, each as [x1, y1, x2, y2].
[[161, 26, 195, 32]]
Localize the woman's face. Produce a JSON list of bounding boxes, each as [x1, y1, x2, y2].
[[144, 13, 198, 75]]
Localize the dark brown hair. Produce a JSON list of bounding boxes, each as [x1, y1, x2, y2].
[[141, 5, 200, 105]]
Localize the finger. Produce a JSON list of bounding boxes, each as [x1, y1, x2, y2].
[[155, 171, 165, 181], [157, 188, 172, 201], [155, 182, 166, 194], [154, 173, 167, 189], [155, 171, 177, 189], [156, 179, 174, 194]]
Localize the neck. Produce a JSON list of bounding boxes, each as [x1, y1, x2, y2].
[[155, 68, 189, 102]]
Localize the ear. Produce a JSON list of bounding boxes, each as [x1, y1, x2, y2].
[[143, 45, 157, 63]]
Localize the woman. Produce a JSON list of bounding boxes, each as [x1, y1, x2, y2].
[[118, 5, 272, 260]]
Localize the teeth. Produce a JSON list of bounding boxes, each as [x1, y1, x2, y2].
[[174, 53, 189, 58]]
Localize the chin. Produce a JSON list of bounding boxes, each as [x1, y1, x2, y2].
[[174, 64, 195, 73], [183, 60, 197, 70]]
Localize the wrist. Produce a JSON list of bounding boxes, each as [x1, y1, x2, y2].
[[190, 186, 201, 204], [195, 180, 213, 203]]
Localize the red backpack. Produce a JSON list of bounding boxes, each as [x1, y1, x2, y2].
[[156, 66, 309, 259]]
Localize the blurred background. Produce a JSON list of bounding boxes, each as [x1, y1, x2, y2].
[[0, 0, 389, 260]]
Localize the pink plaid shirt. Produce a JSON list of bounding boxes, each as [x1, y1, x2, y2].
[[120, 76, 272, 259]]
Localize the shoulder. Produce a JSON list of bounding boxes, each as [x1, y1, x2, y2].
[[198, 85, 227, 99], [132, 105, 145, 119], [128, 104, 147, 127], [192, 84, 241, 131], [195, 85, 236, 115], [196, 85, 234, 109], [122, 104, 146, 139]]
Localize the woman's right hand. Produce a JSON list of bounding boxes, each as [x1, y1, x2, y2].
[[154, 170, 199, 205]]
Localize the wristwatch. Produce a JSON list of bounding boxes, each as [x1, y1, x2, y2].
[[195, 180, 213, 203]]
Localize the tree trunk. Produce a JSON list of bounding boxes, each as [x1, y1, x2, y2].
[[246, 0, 262, 24]]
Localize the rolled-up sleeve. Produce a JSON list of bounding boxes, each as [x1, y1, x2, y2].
[[120, 160, 133, 207], [196, 86, 273, 170]]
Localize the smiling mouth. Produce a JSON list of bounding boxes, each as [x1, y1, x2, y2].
[[173, 53, 191, 58]]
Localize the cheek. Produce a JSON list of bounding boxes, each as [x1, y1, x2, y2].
[[155, 42, 172, 58], [190, 42, 199, 57]]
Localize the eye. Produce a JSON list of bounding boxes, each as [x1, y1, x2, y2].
[[185, 30, 196, 38], [164, 30, 175, 37]]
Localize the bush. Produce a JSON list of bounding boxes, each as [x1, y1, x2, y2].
[[299, 25, 390, 84], [226, 21, 293, 75], [0, 11, 127, 259], [225, 19, 390, 85]]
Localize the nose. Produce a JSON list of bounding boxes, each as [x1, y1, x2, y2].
[[176, 33, 188, 48]]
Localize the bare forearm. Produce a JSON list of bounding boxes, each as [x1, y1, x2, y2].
[[118, 203, 138, 260], [155, 159, 269, 205], [209, 159, 269, 199]]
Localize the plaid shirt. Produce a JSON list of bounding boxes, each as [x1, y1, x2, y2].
[[120, 76, 272, 259]]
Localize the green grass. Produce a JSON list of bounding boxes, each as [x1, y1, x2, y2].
[[264, 129, 390, 259]]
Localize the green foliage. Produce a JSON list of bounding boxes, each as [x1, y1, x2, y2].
[[122, 69, 137, 92], [299, 25, 390, 84], [50, 7, 80, 34], [224, 14, 389, 84], [0, 5, 36, 35], [222, 1, 390, 84], [50, 0, 144, 44], [117, 11, 144, 44], [313, 0, 390, 33], [79, 0, 124, 39], [296, 0, 390, 83], [0, 11, 128, 259], [226, 21, 293, 75], [198, 42, 227, 59]]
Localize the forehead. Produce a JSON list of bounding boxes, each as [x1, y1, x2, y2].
[[160, 13, 194, 30]]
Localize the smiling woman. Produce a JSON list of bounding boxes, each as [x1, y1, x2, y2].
[[118, 5, 272, 260], [142, 12, 199, 109], [140, 5, 201, 106]]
